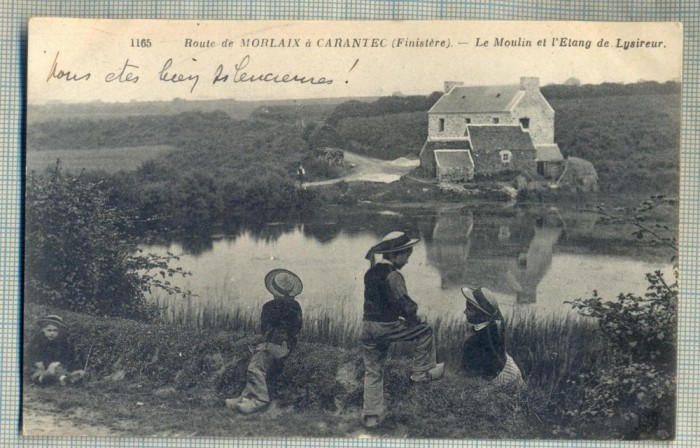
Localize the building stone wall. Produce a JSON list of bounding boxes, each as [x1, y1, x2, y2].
[[511, 89, 554, 145], [428, 113, 512, 137], [437, 165, 473, 182], [471, 147, 536, 175]]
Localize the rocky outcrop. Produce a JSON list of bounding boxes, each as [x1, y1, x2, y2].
[[557, 157, 599, 192]]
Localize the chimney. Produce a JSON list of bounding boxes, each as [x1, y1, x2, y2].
[[444, 81, 464, 93], [520, 77, 540, 90]]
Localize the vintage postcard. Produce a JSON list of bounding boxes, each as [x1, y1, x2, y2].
[[23, 18, 681, 439]]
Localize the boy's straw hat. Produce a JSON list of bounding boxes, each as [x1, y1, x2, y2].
[[364, 231, 420, 261], [36, 315, 67, 329], [265, 269, 303, 298]]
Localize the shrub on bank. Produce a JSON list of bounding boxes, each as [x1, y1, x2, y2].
[[25, 164, 187, 321], [565, 270, 677, 439]]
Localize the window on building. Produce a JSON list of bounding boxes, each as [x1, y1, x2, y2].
[[465, 118, 471, 124], [500, 150, 512, 163], [492, 117, 500, 124], [520, 118, 530, 129], [439, 118, 445, 132]]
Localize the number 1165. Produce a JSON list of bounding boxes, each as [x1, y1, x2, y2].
[[131, 38, 152, 48]]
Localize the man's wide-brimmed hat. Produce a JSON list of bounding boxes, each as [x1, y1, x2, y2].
[[461, 287, 504, 323], [365, 231, 420, 261], [265, 269, 303, 298], [36, 315, 67, 329]]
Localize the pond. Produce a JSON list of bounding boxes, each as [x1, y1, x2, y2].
[[142, 205, 674, 326]]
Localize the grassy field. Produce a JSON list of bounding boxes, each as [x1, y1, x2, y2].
[[23, 298, 673, 439], [27, 97, 379, 124], [25, 145, 176, 174]]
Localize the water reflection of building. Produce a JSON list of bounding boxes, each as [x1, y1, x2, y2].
[[426, 209, 473, 287], [425, 207, 564, 304]]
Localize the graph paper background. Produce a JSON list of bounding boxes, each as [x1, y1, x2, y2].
[[1, 1, 698, 447]]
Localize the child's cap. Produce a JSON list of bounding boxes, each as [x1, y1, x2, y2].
[[265, 269, 303, 298], [36, 315, 68, 329]]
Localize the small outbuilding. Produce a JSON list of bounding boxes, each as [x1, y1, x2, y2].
[[434, 150, 474, 182], [534, 144, 565, 179]]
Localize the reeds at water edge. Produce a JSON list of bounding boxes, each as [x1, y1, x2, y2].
[[149, 289, 602, 393]]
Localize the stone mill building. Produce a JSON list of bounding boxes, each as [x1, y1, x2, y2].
[[419, 77, 564, 182]]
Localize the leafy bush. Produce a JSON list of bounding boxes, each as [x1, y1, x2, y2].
[[570, 271, 677, 364], [304, 123, 347, 150], [25, 163, 187, 320], [564, 270, 677, 438]]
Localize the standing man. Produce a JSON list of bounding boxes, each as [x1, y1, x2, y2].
[[297, 162, 306, 188], [360, 231, 445, 428]]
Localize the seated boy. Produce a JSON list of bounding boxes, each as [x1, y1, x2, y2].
[[26, 315, 85, 386], [226, 269, 303, 414]]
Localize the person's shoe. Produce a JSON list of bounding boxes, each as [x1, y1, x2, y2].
[[362, 415, 381, 429], [225, 396, 248, 410], [235, 398, 268, 415], [68, 370, 85, 385], [410, 363, 445, 382]]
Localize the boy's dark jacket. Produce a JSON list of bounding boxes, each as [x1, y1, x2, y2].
[[363, 262, 419, 323], [261, 297, 302, 351], [25, 332, 77, 371]]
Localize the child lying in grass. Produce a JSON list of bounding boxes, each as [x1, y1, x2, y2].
[[26, 315, 85, 386], [225, 269, 303, 415]]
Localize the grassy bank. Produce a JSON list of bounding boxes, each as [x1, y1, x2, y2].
[[23, 299, 671, 439], [314, 175, 512, 206]]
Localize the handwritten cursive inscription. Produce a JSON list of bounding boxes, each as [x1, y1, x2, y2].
[[159, 58, 200, 93], [43, 53, 334, 93], [45, 52, 91, 82], [105, 59, 140, 83], [212, 55, 333, 86]]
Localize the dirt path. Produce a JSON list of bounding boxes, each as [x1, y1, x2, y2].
[[305, 151, 418, 187], [22, 402, 126, 437]]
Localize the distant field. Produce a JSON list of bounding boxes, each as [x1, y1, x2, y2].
[[27, 96, 381, 124], [25, 145, 176, 174]]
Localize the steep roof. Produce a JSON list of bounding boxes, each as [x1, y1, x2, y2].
[[468, 125, 536, 152], [429, 85, 523, 114], [535, 144, 564, 162], [434, 150, 473, 169], [423, 139, 470, 151]]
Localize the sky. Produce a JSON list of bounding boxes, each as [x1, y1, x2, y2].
[[28, 19, 683, 103]]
